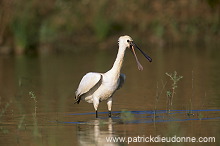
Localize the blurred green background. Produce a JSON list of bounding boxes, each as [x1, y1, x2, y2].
[[0, 0, 219, 55]]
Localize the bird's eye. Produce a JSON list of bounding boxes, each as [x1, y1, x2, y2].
[[127, 40, 130, 42]]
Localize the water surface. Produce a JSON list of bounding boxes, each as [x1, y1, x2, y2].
[[0, 45, 219, 145]]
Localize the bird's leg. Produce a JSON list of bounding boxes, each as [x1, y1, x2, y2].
[[107, 98, 112, 117], [93, 97, 99, 118], [96, 111, 98, 118], [108, 111, 111, 117]]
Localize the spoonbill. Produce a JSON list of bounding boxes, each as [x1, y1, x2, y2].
[[75, 35, 152, 118]]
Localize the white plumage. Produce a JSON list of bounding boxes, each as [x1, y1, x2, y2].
[[75, 35, 152, 118]]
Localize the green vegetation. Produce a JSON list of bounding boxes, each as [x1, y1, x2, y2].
[[165, 71, 183, 113], [29, 91, 37, 118], [0, 0, 219, 54], [120, 109, 134, 123], [154, 80, 167, 123], [17, 115, 26, 130], [0, 102, 10, 134], [29, 91, 40, 137], [0, 102, 10, 119]]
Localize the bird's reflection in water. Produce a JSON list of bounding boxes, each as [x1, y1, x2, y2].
[[76, 118, 119, 146]]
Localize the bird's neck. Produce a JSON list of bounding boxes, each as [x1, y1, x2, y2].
[[108, 46, 126, 78]]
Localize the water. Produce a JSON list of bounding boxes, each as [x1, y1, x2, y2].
[[0, 46, 219, 145]]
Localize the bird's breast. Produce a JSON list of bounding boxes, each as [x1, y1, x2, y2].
[[94, 78, 119, 101]]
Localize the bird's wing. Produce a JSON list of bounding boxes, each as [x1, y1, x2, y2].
[[117, 73, 126, 90], [75, 72, 102, 103]]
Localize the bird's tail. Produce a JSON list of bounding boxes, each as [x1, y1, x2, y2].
[[74, 95, 81, 104], [74, 99, 80, 104]]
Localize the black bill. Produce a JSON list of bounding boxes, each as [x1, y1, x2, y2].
[[130, 41, 152, 71]]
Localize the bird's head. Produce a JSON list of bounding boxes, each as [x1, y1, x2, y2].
[[118, 35, 152, 70]]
